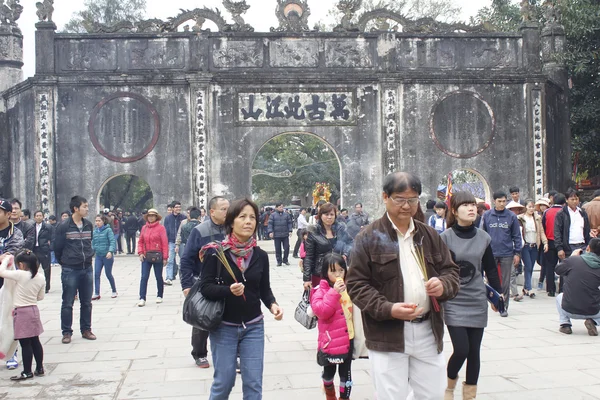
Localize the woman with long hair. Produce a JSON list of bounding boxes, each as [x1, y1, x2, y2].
[[200, 198, 283, 400], [137, 209, 168, 307], [518, 200, 548, 298], [441, 191, 502, 400], [303, 203, 353, 290]]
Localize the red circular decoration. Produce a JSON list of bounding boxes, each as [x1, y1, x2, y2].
[[88, 92, 160, 163]]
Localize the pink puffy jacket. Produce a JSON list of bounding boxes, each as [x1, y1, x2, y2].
[[310, 279, 351, 356]]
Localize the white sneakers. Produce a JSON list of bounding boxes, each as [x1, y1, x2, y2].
[[137, 299, 146, 307], [164, 279, 173, 286], [156, 297, 163, 304]]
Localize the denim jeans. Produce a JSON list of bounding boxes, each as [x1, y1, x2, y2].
[[522, 245, 538, 291], [94, 255, 117, 295], [166, 242, 177, 280], [209, 320, 265, 400], [140, 261, 164, 301], [50, 251, 57, 264], [556, 293, 600, 326], [61, 266, 93, 335]]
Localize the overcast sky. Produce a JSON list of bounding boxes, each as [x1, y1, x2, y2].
[[17, 0, 494, 79]]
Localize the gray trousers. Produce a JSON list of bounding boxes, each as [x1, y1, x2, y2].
[[496, 257, 514, 310]]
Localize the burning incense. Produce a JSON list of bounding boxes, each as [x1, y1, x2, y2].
[[411, 243, 441, 312]]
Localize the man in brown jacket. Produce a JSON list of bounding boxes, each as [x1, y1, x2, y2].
[[347, 172, 460, 400], [583, 189, 600, 239]]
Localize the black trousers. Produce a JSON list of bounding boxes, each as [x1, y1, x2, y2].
[[323, 358, 352, 399], [191, 327, 209, 359], [34, 248, 51, 292], [19, 336, 44, 374], [274, 236, 290, 264], [447, 326, 485, 385], [116, 234, 123, 253], [293, 229, 303, 257], [544, 240, 559, 293], [126, 232, 137, 254]]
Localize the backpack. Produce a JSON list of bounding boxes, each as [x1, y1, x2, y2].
[[181, 220, 201, 244]]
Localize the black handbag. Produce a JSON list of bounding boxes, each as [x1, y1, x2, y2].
[[294, 289, 318, 330], [146, 251, 163, 264], [182, 261, 225, 331]]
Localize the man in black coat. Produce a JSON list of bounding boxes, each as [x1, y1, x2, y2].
[[125, 212, 140, 254], [33, 210, 53, 293], [268, 203, 292, 266]]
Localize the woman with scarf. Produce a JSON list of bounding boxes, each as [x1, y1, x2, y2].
[[303, 202, 353, 290], [200, 198, 283, 400]]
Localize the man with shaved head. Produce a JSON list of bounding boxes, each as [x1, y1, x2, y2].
[[347, 172, 459, 400]]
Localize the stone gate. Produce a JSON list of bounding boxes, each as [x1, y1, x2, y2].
[[0, 0, 571, 216]]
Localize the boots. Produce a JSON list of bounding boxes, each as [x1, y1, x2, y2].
[[324, 383, 337, 400], [463, 382, 477, 400], [444, 377, 458, 400]]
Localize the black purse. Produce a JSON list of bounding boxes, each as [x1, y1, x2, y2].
[[182, 261, 225, 331]]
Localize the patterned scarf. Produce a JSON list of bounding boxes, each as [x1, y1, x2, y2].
[[199, 235, 257, 273]]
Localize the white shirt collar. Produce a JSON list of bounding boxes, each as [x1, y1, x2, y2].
[[386, 213, 415, 238]]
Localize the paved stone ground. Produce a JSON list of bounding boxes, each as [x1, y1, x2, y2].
[[1, 238, 600, 399]]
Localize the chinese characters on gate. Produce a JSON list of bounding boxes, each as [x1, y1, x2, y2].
[[238, 92, 355, 124], [532, 90, 544, 198]]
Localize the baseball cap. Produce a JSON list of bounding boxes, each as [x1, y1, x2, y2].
[[103, 208, 110, 214], [0, 199, 12, 213]]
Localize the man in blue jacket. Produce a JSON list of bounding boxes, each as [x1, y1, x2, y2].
[[268, 203, 293, 266], [482, 191, 523, 317], [180, 196, 229, 369], [163, 201, 186, 285]]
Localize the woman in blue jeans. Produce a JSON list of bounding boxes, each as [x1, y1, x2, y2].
[[91, 214, 117, 300], [200, 198, 283, 400], [518, 200, 548, 298]]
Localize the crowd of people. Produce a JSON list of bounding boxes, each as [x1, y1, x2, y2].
[[0, 177, 598, 400]]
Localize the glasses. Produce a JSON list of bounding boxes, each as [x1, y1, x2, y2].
[[390, 197, 419, 206]]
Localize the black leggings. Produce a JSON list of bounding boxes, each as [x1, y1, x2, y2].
[[447, 326, 484, 385], [323, 359, 352, 399], [19, 336, 43, 374]]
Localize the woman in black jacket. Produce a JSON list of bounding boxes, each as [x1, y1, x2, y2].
[[303, 202, 353, 290], [200, 198, 283, 400]]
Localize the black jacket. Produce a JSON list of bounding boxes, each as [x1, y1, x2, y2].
[[54, 216, 95, 268], [200, 247, 277, 324], [554, 206, 591, 254], [33, 222, 53, 253], [556, 254, 600, 315], [303, 222, 353, 282], [180, 218, 226, 290], [125, 215, 140, 234], [14, 220, 35, 250], [267, 210, 292, 238]]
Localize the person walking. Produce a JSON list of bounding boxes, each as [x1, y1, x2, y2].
[[293, 208, 309, 258], [268, 203, 293, 266], [200, 198, 283, 400], [181, 197, 229, 368], [32, 211, 52, 294], [303, 203, 352, 290], [555, 189, 591, 261], [542, 193, 565, 296], [125, 212, 140, 255], [518, 200, 548, 298], [346, 172, 460, 400], [112, 210, 123, 255], [534, 198, 551, 289], [91, 214, 117, 300], [163, 202, 186, 285], [176, 207, 201, 264], [346, 202, 370, 240], [440, 192, 502, 400], [137, 209, 168, 307], [311, 253, 355, 400], [481, 191, 523, 317], [0, 252, 46, 381], [54, 196, 96, 344]]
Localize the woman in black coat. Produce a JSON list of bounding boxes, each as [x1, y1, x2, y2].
[[303, 202, 353, 290]]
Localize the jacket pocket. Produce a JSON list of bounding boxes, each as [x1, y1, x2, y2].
[[371, 253, 399, 282], [425, 253, 443, 278]]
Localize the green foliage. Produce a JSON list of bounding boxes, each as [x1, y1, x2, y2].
[[100, 175, 153, 213], [252, 135, 341, 206], [63, 0, 147, 33], [475, 0, 600, 176]]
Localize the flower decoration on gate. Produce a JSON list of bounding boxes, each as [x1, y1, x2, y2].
[[312, 182, 331, 205]]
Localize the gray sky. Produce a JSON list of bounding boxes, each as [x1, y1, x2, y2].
[[18, 0, 494, 78]]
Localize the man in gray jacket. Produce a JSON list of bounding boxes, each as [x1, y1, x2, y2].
[[268, 203, 292, 266]]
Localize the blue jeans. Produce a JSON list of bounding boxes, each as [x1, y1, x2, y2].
[[61, 266, 93, 335], [556, 293, 600, 326], [51, 251, 57, 264], [94, 255, 117, 295], [209, 320, 265, 400], [166, 242, 177, 280], [140, 261, 164, 300], [522, 245, 538, 291]]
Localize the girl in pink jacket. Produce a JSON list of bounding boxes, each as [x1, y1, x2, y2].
[[310, 253, 354, 400]]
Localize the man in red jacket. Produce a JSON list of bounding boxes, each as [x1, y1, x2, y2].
[[542, 193, 566, 297]]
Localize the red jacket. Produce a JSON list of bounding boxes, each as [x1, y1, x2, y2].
[[543, 206, 562, 241], [311, 279, 351, 356], [137, 222, 169, 259]]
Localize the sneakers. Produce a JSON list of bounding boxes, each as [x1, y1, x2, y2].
[[156, 297, 163, 304], [6, 356, 18, 370], [195, 357, 210, 368], [92, 295, 101, 301], [137, 299, 146, 307], [537, 282, 544, 290], [500, 311, 508, 318], [82, 331, 97, 340], [559, 325, 573, 335], [62, 334, 72, 344], [585, 319, 598, 336], [111, 292, 118, 298], [164, 279, 173, 286]]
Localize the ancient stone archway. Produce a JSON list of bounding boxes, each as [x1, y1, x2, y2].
[[97, 173, 154, 213]]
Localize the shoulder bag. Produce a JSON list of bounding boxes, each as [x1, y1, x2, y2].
[[182, 260, 225, 331], [141, 226, 163, 263]]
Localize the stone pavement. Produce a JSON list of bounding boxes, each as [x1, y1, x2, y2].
[[1, 239, 600, 399]]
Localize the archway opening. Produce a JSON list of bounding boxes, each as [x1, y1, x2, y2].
[[98, 174, 154, 213], [437, 169, 491, 205], [251, 133, 342, 209]]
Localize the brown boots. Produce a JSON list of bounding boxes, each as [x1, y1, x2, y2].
[[444, 377, 458, 400], [463, 382, 478, 400], [324, 383, 337, 400]]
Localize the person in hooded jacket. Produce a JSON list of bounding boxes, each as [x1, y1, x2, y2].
[[303, 203, 353, 290], [91, 214, 117, 300]]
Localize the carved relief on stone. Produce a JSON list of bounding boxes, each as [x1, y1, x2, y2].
[[35, 0, 53, 22], [384, 88, 397, 174], [531, 89, 545, 198], [213, 39, 263, 68], [325, 39, 372, 68], [271, 0, 314, 32], [333, 0, 362, 32], [269, 39, 319, 68], [129, 39, 187, 70], [467, 39, 519, 69], [61, 41, 117, 71], [0, 0, 23, 33]]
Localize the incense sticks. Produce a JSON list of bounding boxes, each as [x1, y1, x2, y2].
[[411, 243, 441, 313]]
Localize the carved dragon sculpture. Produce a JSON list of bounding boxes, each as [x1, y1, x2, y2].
[[356, 9, 492, 33], [223, 0, 254, 32], [333, 0, 362, 32], [35, 0, 53, 22], [0, 0, 23, 31], [164, 7, 230, 32]]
